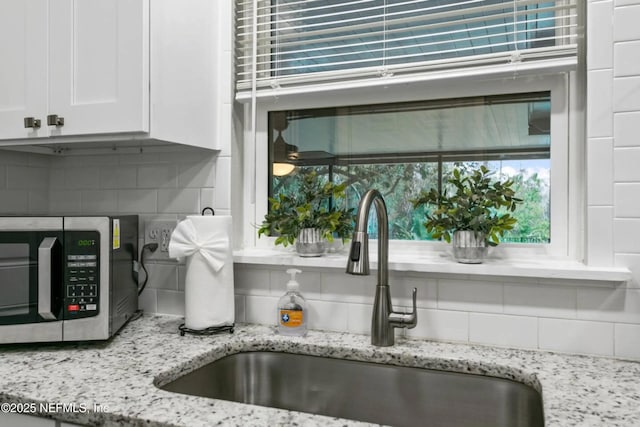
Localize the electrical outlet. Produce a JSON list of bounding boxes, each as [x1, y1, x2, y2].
[[144, 220, 176, 260]]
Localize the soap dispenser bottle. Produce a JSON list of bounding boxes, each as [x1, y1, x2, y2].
[[276, 268, 308, 337]]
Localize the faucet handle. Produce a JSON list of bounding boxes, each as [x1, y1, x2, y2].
[[389, 287, 418, 329], [408, 287, 417, 328]]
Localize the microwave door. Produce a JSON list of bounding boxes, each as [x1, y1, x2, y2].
[[0, 218, 64, 343]]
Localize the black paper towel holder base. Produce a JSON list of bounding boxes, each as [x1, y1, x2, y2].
[[178, 323, 234, 336]]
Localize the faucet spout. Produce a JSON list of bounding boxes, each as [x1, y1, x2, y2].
[[346, 189, 417, 346]]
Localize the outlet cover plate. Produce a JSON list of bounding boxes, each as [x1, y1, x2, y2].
[[144, 220, 176, 260]]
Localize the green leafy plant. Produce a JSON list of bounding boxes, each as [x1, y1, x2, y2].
[[411, 165, 523, 246], [258, 170, 355, 247]]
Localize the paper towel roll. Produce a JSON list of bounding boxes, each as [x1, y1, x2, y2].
[[169, 215, 234, 330]]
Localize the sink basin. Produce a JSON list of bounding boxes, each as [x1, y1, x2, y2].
[[159, 351, 543, 427]]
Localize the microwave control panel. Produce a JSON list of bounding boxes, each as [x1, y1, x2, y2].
[[64, 231, 100, 319]]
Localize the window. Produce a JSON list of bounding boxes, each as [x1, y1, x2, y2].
[[239, 0, 581, 258], [268, 92, 551, 243]]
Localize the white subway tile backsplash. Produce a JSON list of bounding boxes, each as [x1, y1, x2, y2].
[[177, 160, 216, 188], [587, 70, 614, 138], [614, 112, 640, 147], [613, 76, 640, 112], [64, 167, 100, 190], [390, 274, 437, 309], [50, 168, 65, 189], [138, 288, 158, 314], [270, 268, 322, 299], [0, 150, 35, 166], [614, 323, 640, 359], [138, 164, 178, 188], [406, 309, 469, 342], [234, 265, 271, 295], [6, 165, 48, 189], [615, 183, 640, 217], [307, 300, 349, 332], [587, 138, 614, 205], [0, 165, 7, 188], [320, 271, 368, 304], [438, 279, 503, 314], [613, 219, 640, 253], [577, 287, 640, 323], [469, 313, 538, 349], [58, 154, 118, 167], [504, 284, 577, 319], [100, 166, 137, 189], [245, 295, 278, 325], [613, 148, 640, 181], [146, 263, 179, 291], [156, 290, 185, 316], [117, 189, 157, 214], [198, 189, 215, 214], [347, 303, 372, 335], [587, 206, 615, 266], [234, 295, 246, 323], [177, 265, 186, 292], [157, 189, 200, 214], [28, 190, 49, 214], [0, 190, 28, 213], [539, 318, 614, 356], [587, 1, 613, 70], [614, 41, 640, 77], [49, 190, 82, 214], [81, 190, 118, 214], [613, 4, 640, 41]]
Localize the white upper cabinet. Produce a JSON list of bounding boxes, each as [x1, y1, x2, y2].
[[0, 0, 49, 140], [0, 0, 228, 151], [48, 0, 148, 137]]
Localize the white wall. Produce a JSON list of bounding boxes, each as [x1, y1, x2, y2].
[[584, 0, 640, 358]]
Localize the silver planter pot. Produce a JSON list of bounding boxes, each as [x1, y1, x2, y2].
[[452, 230, 488, 264], [295, 228, 326, 257]]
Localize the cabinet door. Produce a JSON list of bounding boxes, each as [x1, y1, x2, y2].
[[48, 0, 149, 136], [0, 0, 48, 140]]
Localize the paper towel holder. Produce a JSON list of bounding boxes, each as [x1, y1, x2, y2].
[[202, 207, 215, 216]]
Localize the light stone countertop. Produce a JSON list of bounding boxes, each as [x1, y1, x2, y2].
[[0, 314, 639, 426]]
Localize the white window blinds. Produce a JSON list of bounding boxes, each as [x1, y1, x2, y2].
[[235, 0, 580, 98]]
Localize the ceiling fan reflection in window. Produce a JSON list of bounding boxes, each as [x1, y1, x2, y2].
[[270, 111, 335, 176]]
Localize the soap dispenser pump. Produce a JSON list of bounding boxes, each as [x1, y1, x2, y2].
[[276, 268, 308, 337]]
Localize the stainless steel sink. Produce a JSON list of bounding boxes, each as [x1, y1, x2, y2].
[[160, 351, 544, 427]]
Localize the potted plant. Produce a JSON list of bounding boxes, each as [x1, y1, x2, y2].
[[258, 170, 355, 257], [411, 165, 522, 263]]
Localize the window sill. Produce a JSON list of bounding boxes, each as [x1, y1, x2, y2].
[[233, 248, 631, 285]]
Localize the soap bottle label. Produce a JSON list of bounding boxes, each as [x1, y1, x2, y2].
[[279, 309, 303, 327]]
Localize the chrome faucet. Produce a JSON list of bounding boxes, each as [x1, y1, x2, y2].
[[346, 189, 417, 346]]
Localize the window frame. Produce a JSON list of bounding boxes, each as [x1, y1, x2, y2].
[[243, 71, 578, 260]]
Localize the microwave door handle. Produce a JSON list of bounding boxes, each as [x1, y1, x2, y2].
[[38, 237, 58, 320]]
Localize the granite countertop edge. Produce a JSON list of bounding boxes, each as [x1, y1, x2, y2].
[[1, 314, 639, 427]]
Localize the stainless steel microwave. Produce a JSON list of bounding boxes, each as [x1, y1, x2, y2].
[[0, 216, 138, 344]]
